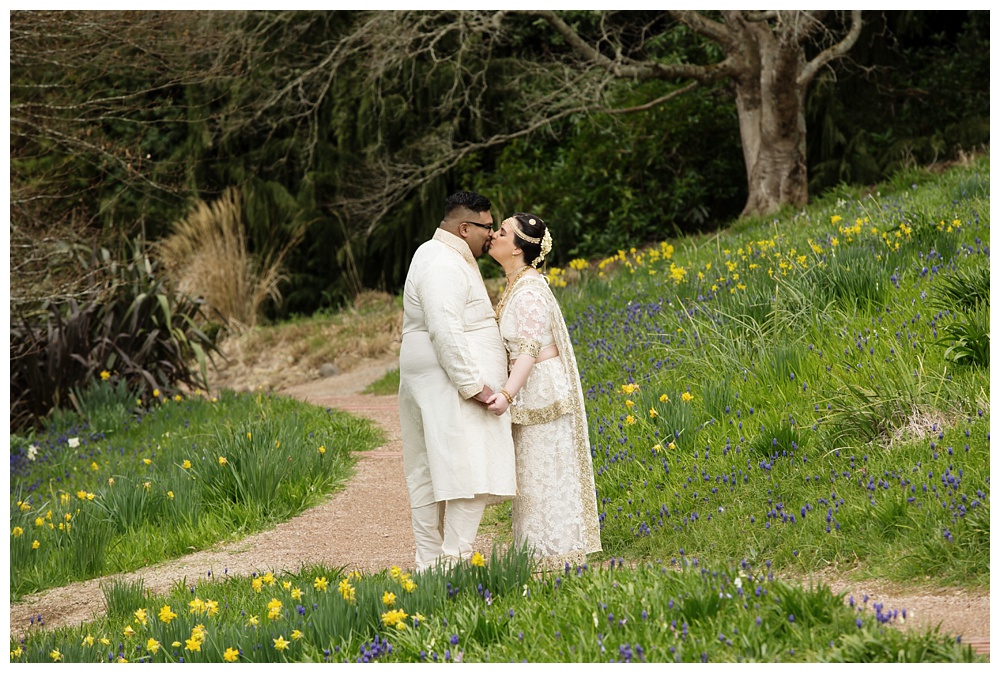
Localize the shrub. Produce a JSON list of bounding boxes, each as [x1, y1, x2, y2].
[[9, 238, 216, 432]]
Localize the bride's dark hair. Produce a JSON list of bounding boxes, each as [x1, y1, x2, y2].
[[509, 213, 546, 267]]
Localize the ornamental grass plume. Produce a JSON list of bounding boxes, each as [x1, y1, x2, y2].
[[156, 187, 304, 333]]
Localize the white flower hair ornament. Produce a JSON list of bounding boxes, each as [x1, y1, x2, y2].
[[508, 216, 553, 267], [532, 226, 553, 268]]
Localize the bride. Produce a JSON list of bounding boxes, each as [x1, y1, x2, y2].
[[485, 213, 602, 569]]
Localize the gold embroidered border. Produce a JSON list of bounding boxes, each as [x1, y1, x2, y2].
[[518, 337, 542, 358], [511, 398, 574, 426]]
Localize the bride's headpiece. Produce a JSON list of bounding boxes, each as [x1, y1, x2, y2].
[[507, 216, 553, 268]]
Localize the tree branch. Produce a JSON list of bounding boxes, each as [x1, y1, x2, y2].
[[798, 10, 863, 86], [667, 10, 730, 45], [523, 10, 733, 83], [605, 81, 700, 114]]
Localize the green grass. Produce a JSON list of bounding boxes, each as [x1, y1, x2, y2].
[[8, 549, 982, 663], [363, 368, 400, 396], [554, 154, 989, 588], [10, 387, 383, 600]]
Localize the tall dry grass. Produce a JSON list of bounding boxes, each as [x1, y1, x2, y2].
[[157, 188, 302, 332]]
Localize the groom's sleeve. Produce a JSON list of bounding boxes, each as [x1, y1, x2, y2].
[[418, 262, 484, 399]]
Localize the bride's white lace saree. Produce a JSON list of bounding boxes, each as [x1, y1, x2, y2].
[[498, 275, 602, 569]]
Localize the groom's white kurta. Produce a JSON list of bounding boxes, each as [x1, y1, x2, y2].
[[399, 229, 516, 508]]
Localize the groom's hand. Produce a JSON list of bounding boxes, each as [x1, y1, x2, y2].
[[472, 384, 494, 405]]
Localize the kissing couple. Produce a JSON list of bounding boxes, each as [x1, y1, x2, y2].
[[398, 190, 601, 572]]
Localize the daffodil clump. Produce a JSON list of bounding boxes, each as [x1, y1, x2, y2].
[[10, 389, 383, 599], [8, 545, 981, 662]]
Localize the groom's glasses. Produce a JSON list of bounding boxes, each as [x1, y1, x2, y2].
[[462, 221, 495, 233]]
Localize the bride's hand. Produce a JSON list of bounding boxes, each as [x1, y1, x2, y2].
[[485, 393, 508, 416]]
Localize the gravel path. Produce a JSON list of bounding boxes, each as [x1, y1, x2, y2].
[[7, 357, 989, 658]]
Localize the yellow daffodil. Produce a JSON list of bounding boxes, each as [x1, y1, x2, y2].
[[282, 580, 292, 590], [166, 491, 174, 499], [291, 587, 303, 600], [182, 459, 192, 469], [381, 609, 409, 629], [32, 540, 40, 549], [174, 394, 183, 402], [273, 636, 290, 651], [123, 625, 136, 637], [625, 415, 636, 425], [337, 578, 354, 602], [206, 600, 219, 617], [91, 462, 99, 471], [668, 442, 676, 450], [11, 646, 23, 658], [247, 615, 259, 627], [189, 597, 206, 614], [291, 630, 303, 640], [171, 641, 181, 648], [382, 591, 396, 607], [223, 647, 240, 662], [620, 383, 640, 395], [82, 634, 95, 647], [648, 408, 658, 418], [218, 456, 228, 466], [153, 389, 160, 398], [314, 576, 329, 592], [262, 571, 275, 585], [50, 649, 63, 661], [146, 638, 160, 654], [184, 637, 201, 652], [116, 656, 128, 663], [401, 577, 417, 593], [470, 551, 486, 567], [251, 578, 263, 593], [100, 638, 111, 646], [11, 526, 23, 537], [158, 604, 178, 624], [624, 399, 635, 409], [652, 444, 662, 453], [318, 445, 326, 455], [134, 608, 147, 625], [143, 458, 152, 465], [681, 392, 694, 402], [101, 370, 111, 381]]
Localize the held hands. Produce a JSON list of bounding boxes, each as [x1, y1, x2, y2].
[[472, 384, 494, 405], [485, 392, 509, 416]]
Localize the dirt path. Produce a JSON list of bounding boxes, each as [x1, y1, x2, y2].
[[8, 357, 989, 658]]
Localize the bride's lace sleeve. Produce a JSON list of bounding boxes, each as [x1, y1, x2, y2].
[[510, 285, 551, 358]]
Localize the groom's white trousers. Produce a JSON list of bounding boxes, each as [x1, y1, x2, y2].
[[411, 495, 488, 571]]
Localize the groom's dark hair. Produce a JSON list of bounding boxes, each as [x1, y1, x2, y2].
[[444, 190, 491, 216]]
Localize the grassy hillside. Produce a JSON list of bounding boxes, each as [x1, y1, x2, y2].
[[549, 155, 989, 587]]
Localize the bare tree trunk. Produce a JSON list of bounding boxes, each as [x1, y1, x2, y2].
[[731, 19, 810, 216]]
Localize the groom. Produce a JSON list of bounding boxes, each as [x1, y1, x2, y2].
[[398, 190, 517, 571]]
